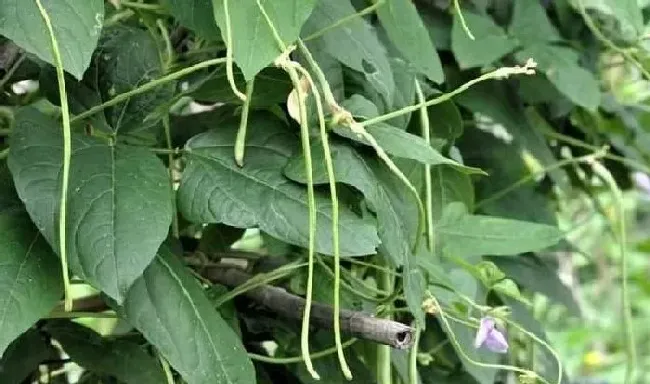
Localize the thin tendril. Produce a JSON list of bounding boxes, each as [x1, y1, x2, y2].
[[35, 0, 73, 312], [409, 323, 421, 384]]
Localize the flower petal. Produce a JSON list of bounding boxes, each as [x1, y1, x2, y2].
[[484, 328, 509, 353], [474, 317, 495, 348]]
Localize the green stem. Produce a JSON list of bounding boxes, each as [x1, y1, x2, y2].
[[543, 129, 650, 173], [476, 150, 607, 209], [0, 147, 9, 160], [376, 256, 393, 384], [409, 323, 421, 384], [576, 0, 650, 81], [71, 57, 228, 123], [453, 0, 475, 40], [121, 0, 166, 12], [415, 80, 435, 252], [158, 353, 175, 384], [222, 0, 247, 101], [249, 338, 357, 364], [35, 0, 73, 312], [156, 19, 174, 69], [162, 115, 179, 238], [234, 79, 255, 167], [360, 62, 537, 128], [47, 311, 117, 319], [589, 160, 637, 383], [302, 0, 385, 42]]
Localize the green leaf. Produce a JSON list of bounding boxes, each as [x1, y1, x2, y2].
[[0, 0, 104, 79], [164, 0, 221, 40], [426, 100, 464, 142], [0, 329, 59, 383], [509, 0, 561, 45], [285, 141, 411, 266], [8, 107, 173, 302], [45, 321, 167, 384], [515, 44, 600, 110], [430, 166, 474, 220], [211, 0, 317, 80], [436, 203, 564, 259], [578, 0, 643, 39], [376, 0, 444, 83], [94, 26, 175, 136], [190, 66, 292, 106], [177, 113, 380, 256], [0, 166, 63, 357], [115, 246, 256, 384], [332, 122, 485, 175], [302, 0, 395, 103], [451, 10, 517, 69], [487, 254, 580, 315]]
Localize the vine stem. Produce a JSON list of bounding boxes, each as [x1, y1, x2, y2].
[[360, 60, 538, 128], [35, 0, 73, 312], [302, 0, 385, 42], [426, 294, 553, 384], [376, 256, 394, 384], [0, 147, 9, 160], [453, 0, 475, 40], [221, 0, 247, 101], [234, 80, 255, 166], [248, 338, 357, 364], [409, 323, 421, 384], [71, 57, 228, 123], [159, 353, 175, 384], [476, 149, 607, 209], [415, 80, 434, 251], [588, 159, 637, 383], [576, 0, 650, 81]]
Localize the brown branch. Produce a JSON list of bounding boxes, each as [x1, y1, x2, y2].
[[203, 266, 414, 350], [50, 260, 414, 350]]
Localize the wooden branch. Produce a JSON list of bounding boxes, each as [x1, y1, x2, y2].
[[202, 266, 414, 350]]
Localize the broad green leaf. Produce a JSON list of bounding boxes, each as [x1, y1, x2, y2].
[[509, 0, 561, 45], [376, 0, 444, 83], [164, 0, 221, 40], [211, 0, 317, 80], [430, 166, 474, 220], [426, 100, 464, 142], [45, 321, 167, 384], [190, 66, 292, 106], [451, 10, 517, 69], [285, 141, 411, 266], [302, 0, 395, 104], [94, 26, 175, 135], [436, 203, 564, 258], [177, 113, 380, 256], [516, 44, 600, 110], [420, 9, 453, 50], [488, 255, 580, 315], [0, 0, 104, 79], [8, 107, 172, 302], [0, 165, 62, 356], [0, 329, 59, 383], [115, 246, 255, 384], [332, 122, 485, 175]]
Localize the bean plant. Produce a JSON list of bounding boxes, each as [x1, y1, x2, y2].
[[0, 0, 646, 383]]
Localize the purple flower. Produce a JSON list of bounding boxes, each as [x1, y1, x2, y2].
[[474, 317, 509, 353], [633, 172, 650, 196]]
